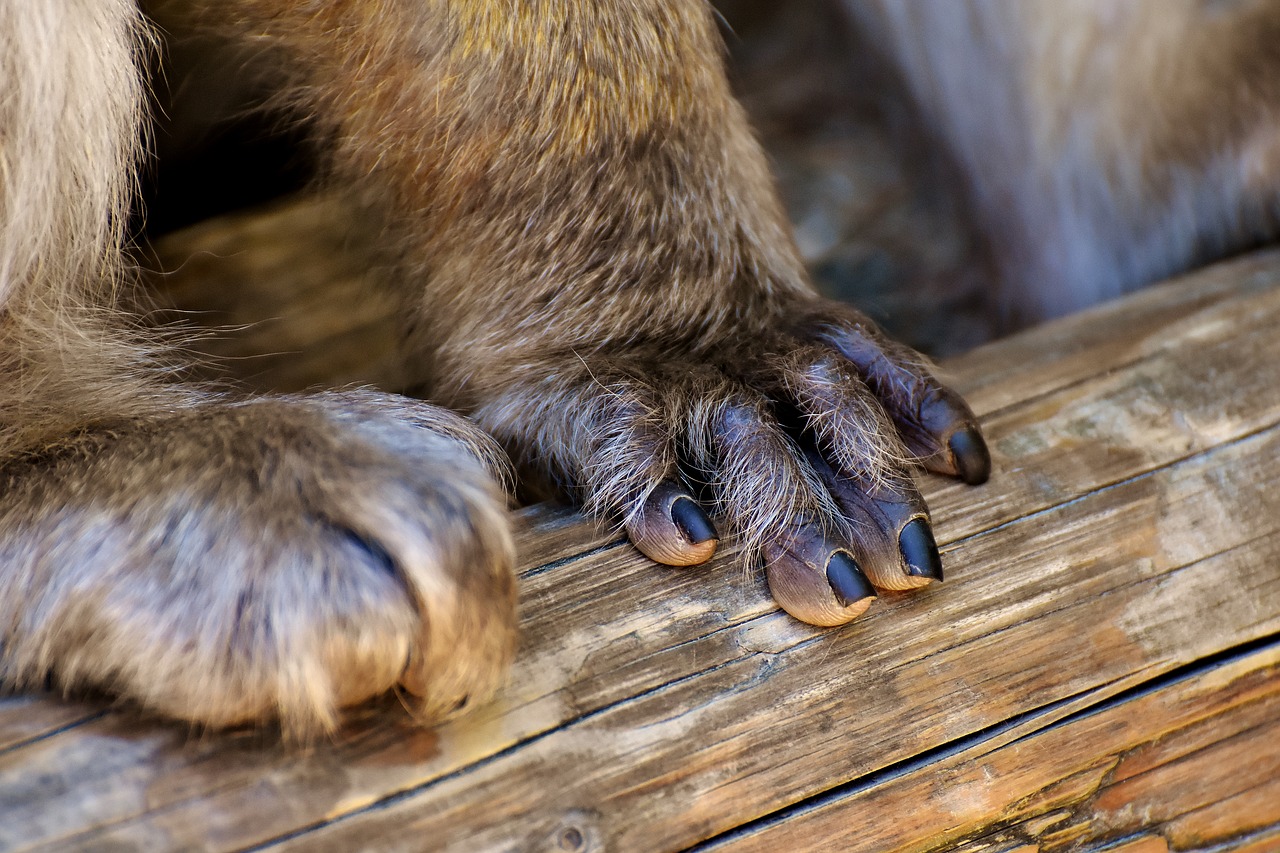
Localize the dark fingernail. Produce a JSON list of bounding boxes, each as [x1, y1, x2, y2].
[[949, 426, 991, 486], [899, 518, 943, 581], [826, 551, 876, 607], [671, 497, 717, 544]]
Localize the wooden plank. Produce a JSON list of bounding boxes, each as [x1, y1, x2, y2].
[[0, 698, 100, 754], [252, 429, 1280, 853], [0, 216, 1277, 850], [712, 641, 1280, 852]]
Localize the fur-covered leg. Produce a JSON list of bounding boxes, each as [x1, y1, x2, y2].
[[0, 394, 516, 739], [204, 0, 989, 625], [0, 2, 515, 736]]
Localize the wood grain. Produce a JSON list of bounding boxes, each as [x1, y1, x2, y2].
[[1, 197, 1278, 851], [714, 641, 1280, 852]]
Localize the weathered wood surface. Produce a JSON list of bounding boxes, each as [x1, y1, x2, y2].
[[2, 199, 1280, 851]]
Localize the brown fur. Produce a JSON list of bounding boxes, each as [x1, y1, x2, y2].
[[846, 0, 1280, 325], [6, 0, 1273, 738]]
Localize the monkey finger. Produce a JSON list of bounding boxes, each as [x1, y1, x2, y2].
[[763, 522, 877, 627], [795, 302, 991, 486], [763, 349, 944, 591], [760, 345, 908, 487], [672, 375, 874, 619], [626, 480, 719, 566], [913, 389, 991, 485], [474, 366, 711, 568], [804, 445, 942, 592]]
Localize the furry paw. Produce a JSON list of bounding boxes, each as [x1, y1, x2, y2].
[[472, 298, 988, 627], [0, 391, 515, 738]]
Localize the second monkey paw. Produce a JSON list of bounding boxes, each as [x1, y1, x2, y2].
[[471, 297, 990, 626]]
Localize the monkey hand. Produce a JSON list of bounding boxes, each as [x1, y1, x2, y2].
[[457, 295, 989, 627]]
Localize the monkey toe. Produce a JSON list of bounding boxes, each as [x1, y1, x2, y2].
[[794, 300, 992, 487], [801, 444, 942, 592], [927, 412, 992, 485], [764, 524, 876, 627], [626, 480, 719, 566]]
